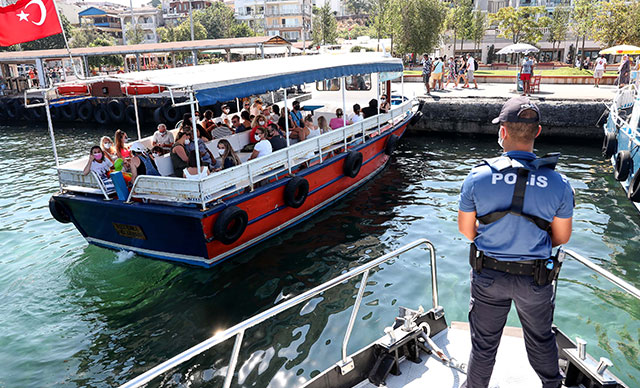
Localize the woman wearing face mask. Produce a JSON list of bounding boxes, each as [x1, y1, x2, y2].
[[171, 131, 190, 177], [100, 136, 116, 163], [114, 129, 131, 159], [380, 95, 390, 113], [216, 139, 241, 170], [249, 114, 269, 144], [219, 104, 231, 127], [249, 127, 272, 160], [83, 145, 115, 191]]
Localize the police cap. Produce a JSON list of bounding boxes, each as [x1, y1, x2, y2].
[[491, 96, 541, 124]]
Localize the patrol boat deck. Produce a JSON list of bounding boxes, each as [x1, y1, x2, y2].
[[118, 239, 637, 388]]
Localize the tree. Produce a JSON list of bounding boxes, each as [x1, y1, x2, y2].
[[572, 0, 596, 68], [175, 19, 206, 41], [156, 26, 176, 43], [337, 24, 374, 40], [17, 15, 72, 50], [593, 0, 632, 47], [489, 6, 549, 44], [151, 0, 161, 7], [125, 23, 145, 45], [395, 0, 446, 56], [371, 0, 400, 50], [469, 10, 486, 50], [312, 4, 338, 45], [344, 0, 373, 15], [547, 7, 571, 61], [194, 2, 256, 39], [88, 37, 122, 68], [453, 0, 474, 51]]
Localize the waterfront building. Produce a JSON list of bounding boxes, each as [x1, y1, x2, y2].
[[163, 0, 215, 26], [119, 7, 163, 44], [234, 0, 311, 41], [78, 5, 128, 44]]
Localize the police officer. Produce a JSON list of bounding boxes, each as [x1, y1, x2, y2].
[[458, 96, 574, 388]]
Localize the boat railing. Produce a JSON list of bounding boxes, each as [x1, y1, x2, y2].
[[117, 238, 440, 388], [56, 99, 415, 207]]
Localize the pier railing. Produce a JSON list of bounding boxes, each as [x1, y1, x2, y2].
[[57, 99, 416, 208], [118, 238, 440, 388]]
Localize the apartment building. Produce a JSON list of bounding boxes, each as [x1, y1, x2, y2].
[[119, 8, 163, 44], [78, 6, 127, 44], [163, 0, 215, 26], [234, 0, 311, 41]]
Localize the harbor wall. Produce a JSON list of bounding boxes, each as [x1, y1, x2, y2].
[[410, 97, 609, 139]]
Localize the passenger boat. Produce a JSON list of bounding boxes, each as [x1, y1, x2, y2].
[[36, 53, 419, 267], [602, 83, 640, 211], [118, 239, 638, 388]]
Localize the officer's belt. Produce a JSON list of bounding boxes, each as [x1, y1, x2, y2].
[[481, 255, 537, 276]]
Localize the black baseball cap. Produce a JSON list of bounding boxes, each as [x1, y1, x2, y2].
[[492, 96, 541, 124]]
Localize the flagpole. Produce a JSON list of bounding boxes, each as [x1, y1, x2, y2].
[[51, 0, 83, 80]]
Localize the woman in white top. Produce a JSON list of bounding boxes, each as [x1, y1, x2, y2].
[[183, 150, 209, 180], [83, 145, 115, 191], [317, 116, 331, 134], [100, 136, 117, 163], [304, 114, 321, 139], [249, 127, 273, 160]]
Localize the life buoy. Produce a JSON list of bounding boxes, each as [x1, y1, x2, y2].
[[213, 206, 248, 245], [162, 102, 179, 123], [94, 104, 109, 125], [49, 197, 71, 223], [628, 169, 640, 202], [121, 83, 164, 95], [107, 99, 125, 122], [602, 132, 617, 158], [125, 104, 139, 125], [385, 134, 400, 156], [614, 150, 632, 181], [77, 101, 93, 121], [60, 103, 77, 121], [410, 111, 423, 126], [284, 176, 309, 208], [58, 84, 89, 96], [343, 150, 363, 178]]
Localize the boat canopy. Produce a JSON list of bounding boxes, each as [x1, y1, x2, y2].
[[112, 53, 403, 105]]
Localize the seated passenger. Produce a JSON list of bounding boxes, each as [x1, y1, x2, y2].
[[183, 150, 209, 180], [270, 105, 280, 123], [250, 99, 263, 117], [350, 104, 363, 123], [114, 129, 130, 159], [261, 105, 272, 122], [201, 110, 215, 133], [289, 101, 303, 128], [151, 146, 164, 159], [317, 116, 331, 134], [380, 95, 391, 113], [82, 145, 114, 191], [362, 99, 378, 119], [305, 115, 321, 139], [329, 108, 347, 130], [211, 119, 233, 139], [129, 141, 160, 183], [185, 126, 216, 169], [216, 139, 241, 170], [250, 114, 269, 144], [170, 131, 190, 177], [289, 118, 309, 142], [218, 104, 231, 126], [241, 100, 251, 115], [249, 127, 272, 160], [152, 123, 174, 152], [238, 111, 252, 132], [100, 136, 116, 163], [266, 123, 287, 151]]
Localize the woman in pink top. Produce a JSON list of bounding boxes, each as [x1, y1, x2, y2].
[[329, 108, 348, 130]]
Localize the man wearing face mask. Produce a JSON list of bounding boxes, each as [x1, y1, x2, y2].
[[152, 123, 174, 152], [457, 96, 574, 388]]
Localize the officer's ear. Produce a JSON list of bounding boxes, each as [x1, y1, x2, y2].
[[534, 125, 542, 138], [499, 125, 507, 139]]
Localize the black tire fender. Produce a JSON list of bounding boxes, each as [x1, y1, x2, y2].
[[48, 105, 59, 120], [628, 168, 640, 202], [410, 111, 423, 126], [77, 101, 93, 121], [125, 104, 139, 125], [94, 104, 109, 125], [5, 100, 18, 119], [385, 134, 400, 156], [213, 206, 248, 245], [107, 99, 125, 122], [27, 98, 44, 121], [60, 103, 77, 121], [602, 132, 617, 158], [162, 102, 179, 122], [49, 197, 71, 223], [343, 150, 363, 178], [614, 150, 632, 181], [284, 176, 309, 208], [153, 106, 163, 124]]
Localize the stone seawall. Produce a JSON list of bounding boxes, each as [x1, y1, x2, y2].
[[410, 97, 609, 139]]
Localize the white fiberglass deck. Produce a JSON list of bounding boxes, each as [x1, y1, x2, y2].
[[354, 322, 558, 388]]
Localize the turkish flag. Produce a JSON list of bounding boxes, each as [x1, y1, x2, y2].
[[0, 0, 62, 46]]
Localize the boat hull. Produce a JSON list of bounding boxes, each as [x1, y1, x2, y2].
[[54, 116, 411, 267]]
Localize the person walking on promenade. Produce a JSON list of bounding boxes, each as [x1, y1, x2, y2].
[[421, 54, 432, 95], [594, 55, 607, 88], [432, 57, 444, 91], [520, 55, 535, 96], [458, 96, 574, 388], [445, 57, 459, 89], [464, 53, 478, 89], [619, 55, 631, 87], [456, 57, 467, 87]]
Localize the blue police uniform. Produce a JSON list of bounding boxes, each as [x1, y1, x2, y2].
[[459, 150, 574, 388]]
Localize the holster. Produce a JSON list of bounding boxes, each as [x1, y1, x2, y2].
[[533, 252, 563, 286], [469, 243, 483, 273]]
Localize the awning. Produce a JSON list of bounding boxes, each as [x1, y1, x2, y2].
[[112, 53, 403, 105]]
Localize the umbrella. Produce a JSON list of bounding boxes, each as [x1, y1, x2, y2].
[[496, 43, 540, 55], [599, 45, 640, 55]]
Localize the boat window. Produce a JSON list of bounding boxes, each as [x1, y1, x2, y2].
[[346, 75, 371, 91], [316, 78, 341, 91]]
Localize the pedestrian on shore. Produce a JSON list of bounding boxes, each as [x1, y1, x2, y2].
[[432, 57, 444, 91], [464, 53, 478, 89], [445, 57, 458, 89], [619, 55, 631, 88], [421, 54, 432, 95], [458, 96, 574, 388], [457, 57, 467, 87], [520, 54, 534, 96], [593, 54, 607, 88]]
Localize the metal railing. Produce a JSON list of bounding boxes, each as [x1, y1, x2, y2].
[[118, 238, 439, 388], [559, 248, 640, 301]]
